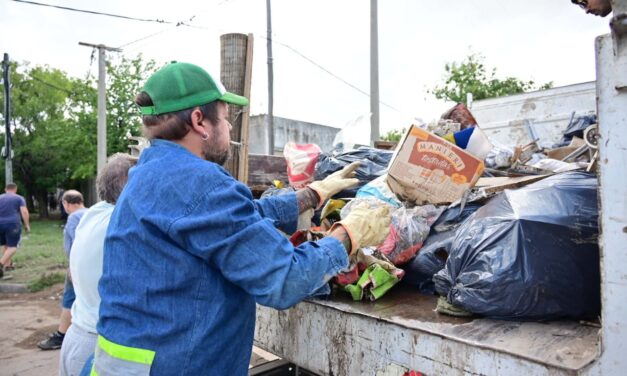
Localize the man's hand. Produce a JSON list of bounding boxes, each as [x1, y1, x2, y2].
[[309, 161, 361, 207], [329, 201, 391, 253]]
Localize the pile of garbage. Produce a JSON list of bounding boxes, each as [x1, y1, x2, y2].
[[273, 104, 600, 321]]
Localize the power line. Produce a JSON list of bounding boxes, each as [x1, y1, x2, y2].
[[117, 26, 177, 49], [258, 34, 403, 114], [12, 0, 176, 25], [29, 75, 73, 95], [12, 0, 404, 113], [176, 19, 404, 113]]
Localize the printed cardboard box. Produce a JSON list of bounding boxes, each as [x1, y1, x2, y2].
[[386, 125, 484, 204]]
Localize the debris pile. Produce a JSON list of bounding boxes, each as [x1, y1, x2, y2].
[[271, 104, 600, 320]]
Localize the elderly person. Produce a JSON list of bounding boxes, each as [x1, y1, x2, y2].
[[39, 190, 86, 351], [93, 62, 391, 375], [59, 154, 137, 376]]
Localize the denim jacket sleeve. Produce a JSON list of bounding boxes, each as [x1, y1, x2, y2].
[[253, 193, 299, 235], [167, 179, 349, 310]]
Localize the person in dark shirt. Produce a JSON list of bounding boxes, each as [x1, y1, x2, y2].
[[0, 183, 30, 277]]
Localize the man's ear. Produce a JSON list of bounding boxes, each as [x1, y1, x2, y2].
[[189, 108, 206, 135]]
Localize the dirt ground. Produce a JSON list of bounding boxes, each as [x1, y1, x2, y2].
[[0, 283, 277, 376], [0, 284, 63, 376]]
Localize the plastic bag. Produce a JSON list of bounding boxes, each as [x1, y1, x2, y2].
[[376, 205, 444, 266], [356, 175, 401, 208], [484, 140, 514, 168], [336, 248, 404, 301], [531, 158, 586, 173], [283, 142, 322, 189], [433, 172, 600, 320], [332, 113, 372, 149], [403, 203, 483, 294], [315, 146, 394, 198]]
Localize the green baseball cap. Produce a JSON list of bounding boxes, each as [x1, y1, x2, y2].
[[139, 61, 249, 116]]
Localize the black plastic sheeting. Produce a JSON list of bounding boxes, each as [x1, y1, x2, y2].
[[434, 172, 600, 320], [403, 203, 483, 294], [314, 144, 393, 198]]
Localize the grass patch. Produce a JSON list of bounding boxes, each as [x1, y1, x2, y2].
[[6, 218, 67, 286], [27, 272, 65, 292]]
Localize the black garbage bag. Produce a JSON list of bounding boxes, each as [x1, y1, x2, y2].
[[403, 203, 483, 294], [314, 144, 393, 198], [557, 114, 596, 147], [433, 172, 600, 320]]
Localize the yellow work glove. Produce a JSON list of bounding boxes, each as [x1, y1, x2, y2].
[[330, 201, 391, 253], [309, 161, 361, 208]]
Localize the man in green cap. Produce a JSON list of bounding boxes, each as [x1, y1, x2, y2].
[[93, 62, 391, 375]]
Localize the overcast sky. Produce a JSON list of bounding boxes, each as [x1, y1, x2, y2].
[[0, 0, 611, 142]]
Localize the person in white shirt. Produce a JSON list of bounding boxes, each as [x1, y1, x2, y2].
[[59, 153, 137, 376]]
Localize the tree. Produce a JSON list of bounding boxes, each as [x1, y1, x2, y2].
[[431, 54, 553, 104], [2, 63, 96, 217], [0, 54, 157, 217], [381, 128, 406, 142], [105, 54, 158, 154]]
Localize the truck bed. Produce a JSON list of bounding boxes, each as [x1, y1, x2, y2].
[[255, 284, 599, 375]]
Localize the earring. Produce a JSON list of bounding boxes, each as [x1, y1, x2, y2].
[[201, 132, 209, 141]]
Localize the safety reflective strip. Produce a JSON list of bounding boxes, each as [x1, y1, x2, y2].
[[97, 335, 155, 365]]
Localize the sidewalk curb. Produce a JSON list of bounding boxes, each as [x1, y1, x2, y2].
[[0, 283, 28, 293]]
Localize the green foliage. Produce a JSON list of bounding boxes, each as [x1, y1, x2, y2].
[[4, 64, 97, 213], [105, 54, 158, 154], [0, 55, 157, 215], [431, 54, 553, 104], [382, 128, 406, 142], [27, 272, 65, 292], [10, 218, 66, 286]]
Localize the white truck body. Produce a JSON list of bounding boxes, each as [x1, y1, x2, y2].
[[254, 4, 627, 374]]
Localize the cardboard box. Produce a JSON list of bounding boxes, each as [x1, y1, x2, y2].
[[386, 125, 485, 204]]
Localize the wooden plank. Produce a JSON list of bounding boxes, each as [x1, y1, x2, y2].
[[247, 154, 288, 187], [475, 175, 549, 194]]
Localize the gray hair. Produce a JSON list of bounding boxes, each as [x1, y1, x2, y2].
[[97, 153, 138, 204]]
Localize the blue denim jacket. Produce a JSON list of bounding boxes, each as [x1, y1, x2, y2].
[[97, 140, 348, 376]]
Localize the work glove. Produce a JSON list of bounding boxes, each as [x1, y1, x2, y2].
[[309, 161, 361, 208], [330, 200, 391, 253]]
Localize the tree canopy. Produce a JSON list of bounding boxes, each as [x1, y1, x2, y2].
[[431, 54, 553, 104], [0, 55, 157, 216]]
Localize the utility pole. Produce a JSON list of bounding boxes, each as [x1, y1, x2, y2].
[[266, 0, 275, 155], [2, 53, 12, 184], [78, 42, 121, 173], [370, 0, 380, 146]]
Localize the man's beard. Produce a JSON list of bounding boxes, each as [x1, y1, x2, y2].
[[202, 140, 231, 166]]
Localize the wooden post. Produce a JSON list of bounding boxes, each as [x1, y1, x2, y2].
[[239, 34, 254, 184], [220, 33, 253, 183]]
